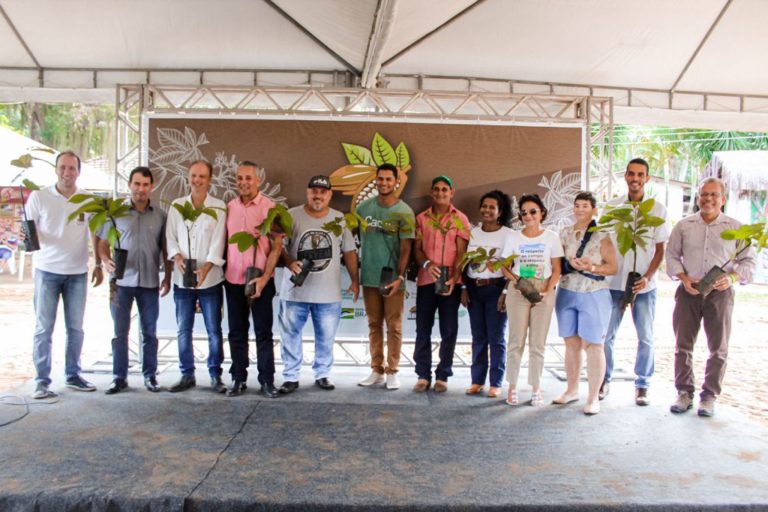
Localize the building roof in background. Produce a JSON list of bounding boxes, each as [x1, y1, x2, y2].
[[703, 150, 768, 193]]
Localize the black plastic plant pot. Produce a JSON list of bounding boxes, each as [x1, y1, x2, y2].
[[21, 220, 40, 252], [434, 266, 451, 295], [379, 266, 396, 296], [515, 277, 542, 304], [694, 265, 726, 298], [621, 271, 642, 309], [290, 258, 313, 287], [112, 248, 128, 280], [183, 259, 198, 288], [244, 267, 263, 296]]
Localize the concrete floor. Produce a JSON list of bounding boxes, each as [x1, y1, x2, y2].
[[1, 367, 767, 511]]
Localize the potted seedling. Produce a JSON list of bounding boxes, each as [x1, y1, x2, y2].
[[320, 211, 368, 288], [424, 212, 467, 295], [9, 147, 55, 252], [514, 265, 544, 304], [171, 201, 224, 288], [591, 198, 665, 309], [459, 247, 517, 276], [67, 193, 132, 279], [694, 221, 767, 297], [370, 212, 414, 296], [228, 204, 293, 295]]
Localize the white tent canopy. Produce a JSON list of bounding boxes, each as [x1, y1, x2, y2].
[[1, 0, 767, 130]]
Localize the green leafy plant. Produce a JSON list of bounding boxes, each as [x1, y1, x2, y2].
[[694, 221, 768, 297], [459, 247, 517, 273], [322, 211, 368, 237], [424, 212, 467, 294], [591, 198, 665, 308], [67, 194, 132, 249], [227, 204, 293, 294], [171, 200, 224, 287], [8, 147, 53, 252]]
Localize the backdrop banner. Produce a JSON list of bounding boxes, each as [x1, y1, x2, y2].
[[148, 117, 583, 341]]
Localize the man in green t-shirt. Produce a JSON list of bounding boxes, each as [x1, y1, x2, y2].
[[356, 163, 415, 390]]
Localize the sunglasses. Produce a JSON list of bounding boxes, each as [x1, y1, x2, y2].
[[520, 208, 540, 217]]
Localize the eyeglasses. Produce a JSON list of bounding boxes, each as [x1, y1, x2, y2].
[[520, 208, 540, 216], [699, 192, 723, 199]]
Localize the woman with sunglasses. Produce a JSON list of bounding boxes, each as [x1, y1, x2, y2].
[[461, 190, 514, 398], [501, 194, 563, 407], [553, 191, 617, 415]]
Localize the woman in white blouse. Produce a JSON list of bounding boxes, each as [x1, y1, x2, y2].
[[553, 191, 617, 415]]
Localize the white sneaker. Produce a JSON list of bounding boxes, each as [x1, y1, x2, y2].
[[386, 373, 400, 390], [358, 371, 385, 387]]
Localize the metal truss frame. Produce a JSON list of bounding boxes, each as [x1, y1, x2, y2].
[[116, 83, 613, 185]]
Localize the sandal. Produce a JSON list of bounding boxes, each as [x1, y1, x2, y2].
[[552, 392, 579, 405], [488, 386, 501, 398], [530, 391, 544, 407], [505, 388, 518, 406]]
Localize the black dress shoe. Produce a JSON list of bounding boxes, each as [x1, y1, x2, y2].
[[144, 376, 161, 392], [169, 375, 196, 393], [211, 376, 227, 394], [279, 381, 299, 394], [260, 383, 280, 398], [227, 380, 247, 397], [105, 378, 128, 395], [315, 378, 335, 390]]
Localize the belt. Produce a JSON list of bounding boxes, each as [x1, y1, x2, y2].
[[470, 277, 505, 287]]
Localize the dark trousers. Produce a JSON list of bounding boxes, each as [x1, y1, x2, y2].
[[110, 285, 159, 380], [413, 283, 462, 382], [467, 280, 507, 387], [224, 279, 276, 385], [672, 284, 733, 401]]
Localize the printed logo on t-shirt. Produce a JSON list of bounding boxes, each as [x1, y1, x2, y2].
[[517, 242, 547, 279], [297, 230, 333, 272]]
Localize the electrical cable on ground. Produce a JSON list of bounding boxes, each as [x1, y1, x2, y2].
[[0, 394, 60, 427]]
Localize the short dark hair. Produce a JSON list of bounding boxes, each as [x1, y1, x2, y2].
[[377, 163, 398, 179], [55, 150, 81, 171], [188, 159, 213, 177], [129, 166, 153, 184], [574, 190, 597, 208], [480, 189, 513, 227], [238, 160, 259, 168], [627, 157, 650, 174], [518, 193, 548, 221]]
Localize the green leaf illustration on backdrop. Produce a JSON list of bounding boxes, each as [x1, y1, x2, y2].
[[330, 132, 412, 210]]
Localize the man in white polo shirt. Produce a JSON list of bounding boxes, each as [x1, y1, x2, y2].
[[25, 151, 104, 399]]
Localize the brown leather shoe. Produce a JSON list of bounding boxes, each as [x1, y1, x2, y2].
[[412, 379, 430, 393], [465, 384, 485, 395], [433, 380, 448, 393], [488, 386, 501, 398], [635, 387, 650, 406]]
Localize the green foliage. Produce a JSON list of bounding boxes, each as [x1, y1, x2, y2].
[[459, 247, 517, 272], [377, 212, 415, 236], [228, 205, 294, 255], [425, 212, 468, 266], [170, 201, 222, 223], [591, 198, 665, 268], [9, 146, 56, 190], [720, 222, 768, 261], [322, 212, 368, 237], [67, 194, 132, 249]]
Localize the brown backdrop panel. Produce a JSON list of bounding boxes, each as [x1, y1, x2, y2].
[[147, 118, 582, 226]]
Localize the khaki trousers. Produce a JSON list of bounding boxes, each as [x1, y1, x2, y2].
[[505, 279, 556, 388], [363, 286, 405, 374]]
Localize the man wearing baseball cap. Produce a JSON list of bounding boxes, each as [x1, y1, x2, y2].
[[412, 175, 470, 392], [277, 175, 360, 393]]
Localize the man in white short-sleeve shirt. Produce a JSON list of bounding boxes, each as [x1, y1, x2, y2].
[[602, 158, 670, 406], [25, 151, 104, 399]]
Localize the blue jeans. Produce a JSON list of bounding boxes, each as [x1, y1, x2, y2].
[[278, 300, 342, 381], [110, 285, 159, 380], [173, 283, 224, 378], [413, 283, 462, 382], [33, 270, 87, 385], [467, 280, 507, 387], [603, 289, 656, 388]]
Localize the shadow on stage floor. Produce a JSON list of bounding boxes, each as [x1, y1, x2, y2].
[[1, 367, 767, 512]]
